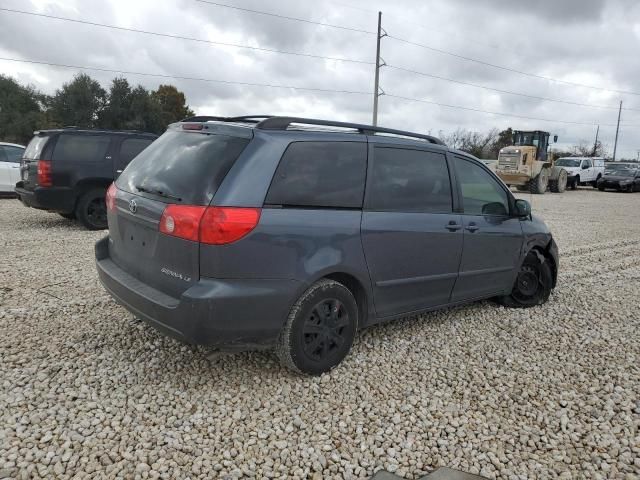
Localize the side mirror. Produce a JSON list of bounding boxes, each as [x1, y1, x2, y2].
[[553, 135, 558, 143], [514, 199, 531, 218]]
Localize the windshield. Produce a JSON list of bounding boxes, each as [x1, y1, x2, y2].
[[555, 158, 581, 167], [117, 130, 250, 205]]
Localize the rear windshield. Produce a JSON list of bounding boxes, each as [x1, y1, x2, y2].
[[23, 135, 50, 160], [117, 130, 250, 205]]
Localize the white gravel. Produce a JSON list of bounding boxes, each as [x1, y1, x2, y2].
[[1, 189, 639, 480]]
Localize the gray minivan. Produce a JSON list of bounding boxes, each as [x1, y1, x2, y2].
[[96, 116, 558, 375]]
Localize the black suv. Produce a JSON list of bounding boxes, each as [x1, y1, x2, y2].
[[15, 128, 157, 229]]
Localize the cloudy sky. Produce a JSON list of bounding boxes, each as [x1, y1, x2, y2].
[[1, 0, 639, 158]]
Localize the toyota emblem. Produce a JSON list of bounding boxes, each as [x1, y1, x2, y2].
[[128, 199, 137, 214]]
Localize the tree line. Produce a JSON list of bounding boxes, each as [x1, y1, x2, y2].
[[0, 73, 194, 145]]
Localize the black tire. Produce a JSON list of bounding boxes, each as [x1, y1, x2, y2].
[[625, 184, 634, 193], [598, 185, 605, 191], [592, 175, 601, 188], [58, 212, 76, 220], [498, 250, 553, 308], [75, 187, 108, 230], [549, 169, 567, 193], [276, 279, 358, 375], [529, 168, 549, 194], [570, 176, 579, 190]]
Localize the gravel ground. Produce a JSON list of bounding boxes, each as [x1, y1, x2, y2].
[[1, 190, 639, 480]]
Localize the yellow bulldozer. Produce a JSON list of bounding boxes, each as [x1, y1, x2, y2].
[[495, 130, 568, 194]]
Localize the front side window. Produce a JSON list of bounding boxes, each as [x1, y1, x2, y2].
[[454, 156, 510, 216], [367, 148, 452, 213], [583, 159, 592, 168], [265, 142, 367, 208], [118, 138, 154, 166], [52, 134, 111, 163]]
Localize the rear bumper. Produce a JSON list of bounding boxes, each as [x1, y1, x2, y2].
[[95, 236, 300, 349], [15, 183, 76, 213]]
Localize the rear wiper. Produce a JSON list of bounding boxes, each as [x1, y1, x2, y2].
[[135, 185, 182, 202]]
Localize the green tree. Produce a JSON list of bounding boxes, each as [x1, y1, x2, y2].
[[152, 84, 194, 128], [49, 73, 106, 128], [98, 77, 132, 130], [0, 75, 49, 145], [489, 128, 513, 158], [127, 85, 164, 133]]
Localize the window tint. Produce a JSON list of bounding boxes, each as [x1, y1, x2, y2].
[[454, 156, 509, 216], [266, 142, 366, 208], [52, 135, 111, 163], [0, 147, 7, 162], [117, 130, 249, 205], [118, 138, 154, 165], [5, 146, 25, 163], [367, 148, 452, 213], [583, 159, 592, 168]]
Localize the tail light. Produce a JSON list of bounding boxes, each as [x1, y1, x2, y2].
[[159, 205, 261, 245], [37, 160, 52, 187], [106, 183, 117, 212]]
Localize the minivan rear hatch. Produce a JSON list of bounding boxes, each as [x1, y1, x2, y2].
[[109, 124, 251, 298]]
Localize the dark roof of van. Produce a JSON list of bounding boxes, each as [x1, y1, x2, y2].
[[33, 128, 158, 137], [179, 115, 446, 146]]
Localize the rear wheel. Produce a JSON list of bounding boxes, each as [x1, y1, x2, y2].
[[276, 279, 357, 375], [549, 169, 568, 193], [76, 187, 108, 230], [529, 168, 549, 194], [499, 251, 553, 308]]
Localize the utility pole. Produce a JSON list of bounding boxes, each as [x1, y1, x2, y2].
[[372, 11, 386, 126], [612, 101, 622, 161], [592, 125, 599, 157]]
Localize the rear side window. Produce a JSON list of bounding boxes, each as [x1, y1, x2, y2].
[[117, 130, 250, 205], [454, 156, 509, 216], [118, 138, 154, 165], [265, 142, 366, 208], [367, 148, 452, 213], [52, 134, 111, 163], [4, 146, 24, 163], [23, 135, 49, 160]]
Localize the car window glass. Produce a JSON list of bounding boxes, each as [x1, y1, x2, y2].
[[0, 147, 7, 162], [23, 136, 48, 159], [454, 156, 509, 216], [5, 146, 24, 163], [584, 160, 592, 168], [266, 142, 366, 208], [118, 138, 154, 165], [52, 135, 111, 163], [367, 148, 452, 213]]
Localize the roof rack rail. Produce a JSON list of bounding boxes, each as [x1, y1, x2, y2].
[[180, 115, 275, 124], [255, 116, 445, 145]]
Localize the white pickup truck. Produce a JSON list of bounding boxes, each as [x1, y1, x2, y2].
[[554, 157, 605, 190]]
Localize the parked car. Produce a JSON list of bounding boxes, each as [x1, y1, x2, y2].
[[0, 142, 25, 195], [95, 116, 559, 375], [597, 163, 640, 192], [15, 128, 157, 229], [554, 156, 605, 189]]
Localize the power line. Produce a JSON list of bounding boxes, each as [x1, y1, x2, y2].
[[0, 7, 373, 65], [0, 57, 372, 95], [385, 93, 638, 127], [387, 35, 640, 97], [385, 64, 640, 112], [194, 0, 375, 34]]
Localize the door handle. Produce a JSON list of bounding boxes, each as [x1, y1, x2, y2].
[[445, 221, 462, 232], [466, 223, 479, 232]]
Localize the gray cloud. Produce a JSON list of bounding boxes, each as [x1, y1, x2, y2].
[[0, 0, 639, 158]]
